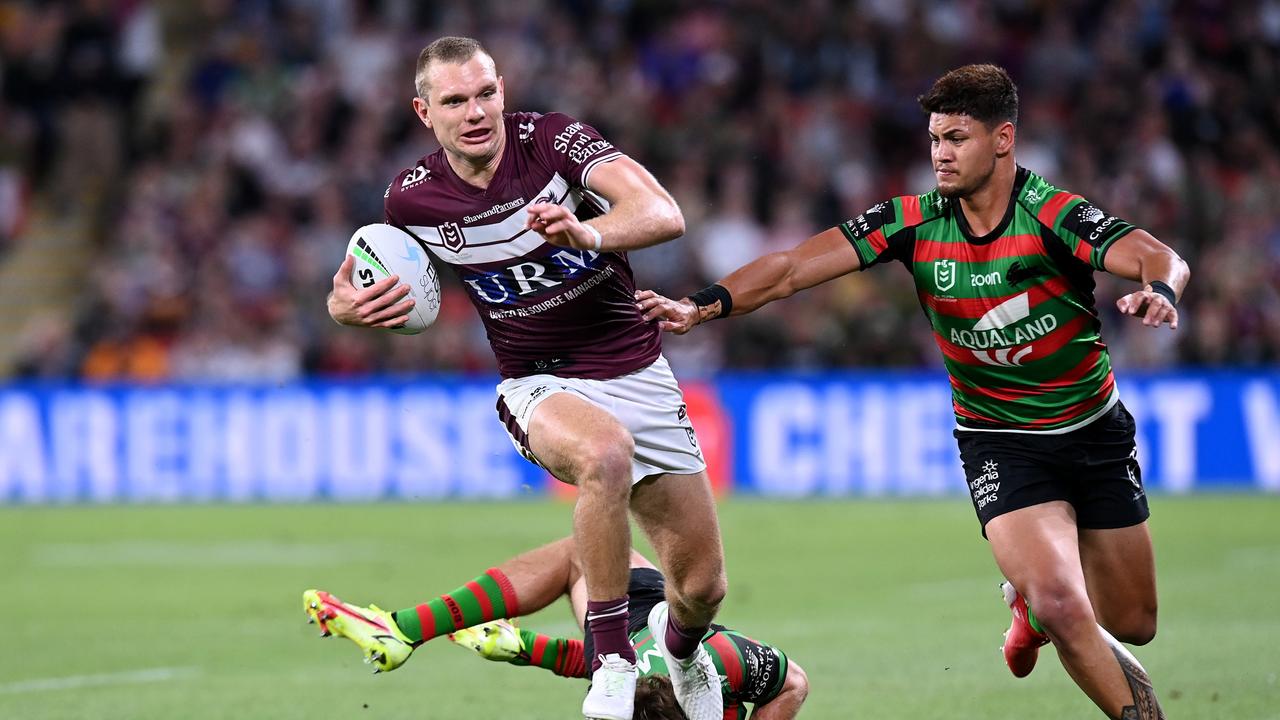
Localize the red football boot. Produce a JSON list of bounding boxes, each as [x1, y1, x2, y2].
[[1001, 581, 1050, 678]]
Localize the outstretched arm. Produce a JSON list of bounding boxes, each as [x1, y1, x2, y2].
[[636, 226, 862, 334], [750, 660, 809, 720], [1102, 229, 1191, 330]]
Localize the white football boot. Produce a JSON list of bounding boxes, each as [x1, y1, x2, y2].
[[582, 653, 637, 720], [647, 601, 723, 720]]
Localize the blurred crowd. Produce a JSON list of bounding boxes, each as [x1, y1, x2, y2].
[[3, 0, 1279, 381]]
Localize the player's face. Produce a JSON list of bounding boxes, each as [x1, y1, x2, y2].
[[928, 113, 999, 199], [415, 54, 506, 166]]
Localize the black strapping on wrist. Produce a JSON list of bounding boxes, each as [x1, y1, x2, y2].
[[688, 284, 733, 319], [1148, 280, 1177, 306]]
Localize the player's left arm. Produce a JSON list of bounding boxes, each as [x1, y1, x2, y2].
[[749, 659, 808, 720], [1101, 229, 1191, 330], [525, 156, 684, 252]]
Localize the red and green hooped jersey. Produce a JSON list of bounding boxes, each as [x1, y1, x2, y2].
[[630, 626, 789, 719], [839, 167, 1136, 432]]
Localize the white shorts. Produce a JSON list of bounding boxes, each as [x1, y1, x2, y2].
[[495, 355, 707, 484]]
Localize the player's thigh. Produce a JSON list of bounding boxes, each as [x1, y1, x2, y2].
[[986, 500, 1094, 627], [954, 429, 1070, 536], [1079, 522, 1158, 643], [525, 392, 634, 483], [630, 471, 725, 597]]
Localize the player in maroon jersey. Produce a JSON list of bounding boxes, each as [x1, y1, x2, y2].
[[638, 65, 1187, 720], [320, 37, 723, 720]]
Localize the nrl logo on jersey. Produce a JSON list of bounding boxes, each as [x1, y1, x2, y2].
[[438, 221, 465, 252], [402, 166, 430, 189], [934, 259, 958, 292]]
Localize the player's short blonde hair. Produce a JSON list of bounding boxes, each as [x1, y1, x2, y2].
[[415, 36, 493, 100]]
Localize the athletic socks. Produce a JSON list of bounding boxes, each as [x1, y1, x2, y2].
[[391, 567, 519, 645], [587, 596, 636, 670], [1026, 603, 1047, 636], [664, 611, 709, 660], [511, 630, 588, 678]]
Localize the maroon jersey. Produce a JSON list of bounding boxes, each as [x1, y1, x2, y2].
[[384, 112, 662, 379]]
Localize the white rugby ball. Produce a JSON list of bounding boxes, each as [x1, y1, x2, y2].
[[345, 223, 442, 335]]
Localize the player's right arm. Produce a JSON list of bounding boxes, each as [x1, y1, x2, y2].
[[635, 225, 861, 334], [326, 254, 416, 329]]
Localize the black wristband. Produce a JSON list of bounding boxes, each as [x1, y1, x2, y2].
[[1148, 280, 1177, 307], [687, 283, 733, 320]]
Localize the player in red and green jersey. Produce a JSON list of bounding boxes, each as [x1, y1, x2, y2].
[[637, 64, 1186, 720], [305, 536, 807, 720]]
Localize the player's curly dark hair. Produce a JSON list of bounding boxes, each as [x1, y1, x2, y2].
[[918, 63, 1019, 127], [634, 675, 688, 720], [415, 36, 491, 99]]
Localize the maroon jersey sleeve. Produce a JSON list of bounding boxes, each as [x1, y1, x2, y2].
[[530, 112, 624, 189]]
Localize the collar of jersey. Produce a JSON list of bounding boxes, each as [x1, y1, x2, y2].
[[954, 165, 1031, 245]]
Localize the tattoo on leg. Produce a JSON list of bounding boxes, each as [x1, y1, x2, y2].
[[1110, 644, 1164, 720]]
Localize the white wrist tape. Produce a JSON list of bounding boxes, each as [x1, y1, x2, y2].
[[584, 224, 603, 252]]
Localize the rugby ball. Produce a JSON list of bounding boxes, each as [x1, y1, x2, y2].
[[345, 223, 442, 335]]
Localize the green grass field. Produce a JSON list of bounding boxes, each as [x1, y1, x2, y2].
[[3, 496, 1279, 719]]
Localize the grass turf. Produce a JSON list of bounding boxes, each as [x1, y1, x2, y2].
[[2, 496, 1278, 719]]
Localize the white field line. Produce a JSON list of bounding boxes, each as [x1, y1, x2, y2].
[[0, 666, 199, 694]]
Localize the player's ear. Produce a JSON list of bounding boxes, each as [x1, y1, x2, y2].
[[995, 121, 1015, 157], [412, 97, 432, 129]]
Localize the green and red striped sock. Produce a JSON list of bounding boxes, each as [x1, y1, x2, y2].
[[1026, 604, 1047, 636], [391, 568, 519, 644], [510, 630, 587, 679]]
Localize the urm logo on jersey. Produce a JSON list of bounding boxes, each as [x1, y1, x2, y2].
[[461, 248, 607, 307]]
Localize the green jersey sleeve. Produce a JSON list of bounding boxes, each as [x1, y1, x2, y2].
[[1021, 174, 1136, 270], [838, 192, 941, 269], [704, 628, 789, 706]]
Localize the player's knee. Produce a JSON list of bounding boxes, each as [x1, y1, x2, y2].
[[1112, 607, 1158, 646], [573, 432, 635, 493], [677, 568, 727, 613], [1025, 583, 1095, 638]]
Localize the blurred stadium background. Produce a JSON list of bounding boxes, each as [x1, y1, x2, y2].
[[0, 0, 1277, 718]]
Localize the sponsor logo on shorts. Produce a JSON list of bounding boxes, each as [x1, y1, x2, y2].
[[677, 404, 688, 422], [1127, 448, 1144, 500], [971, 459, 1000, 510]]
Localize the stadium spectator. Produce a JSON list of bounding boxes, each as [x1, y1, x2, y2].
[[0, 0, 1276, 377]]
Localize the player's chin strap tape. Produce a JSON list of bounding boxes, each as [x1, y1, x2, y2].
[[688, 283, 733, 320], [1148, 280, 1177, 307]]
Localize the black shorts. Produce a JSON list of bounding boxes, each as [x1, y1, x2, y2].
[[582, 568, 667, 662], [955, 401, 1150, 536]]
